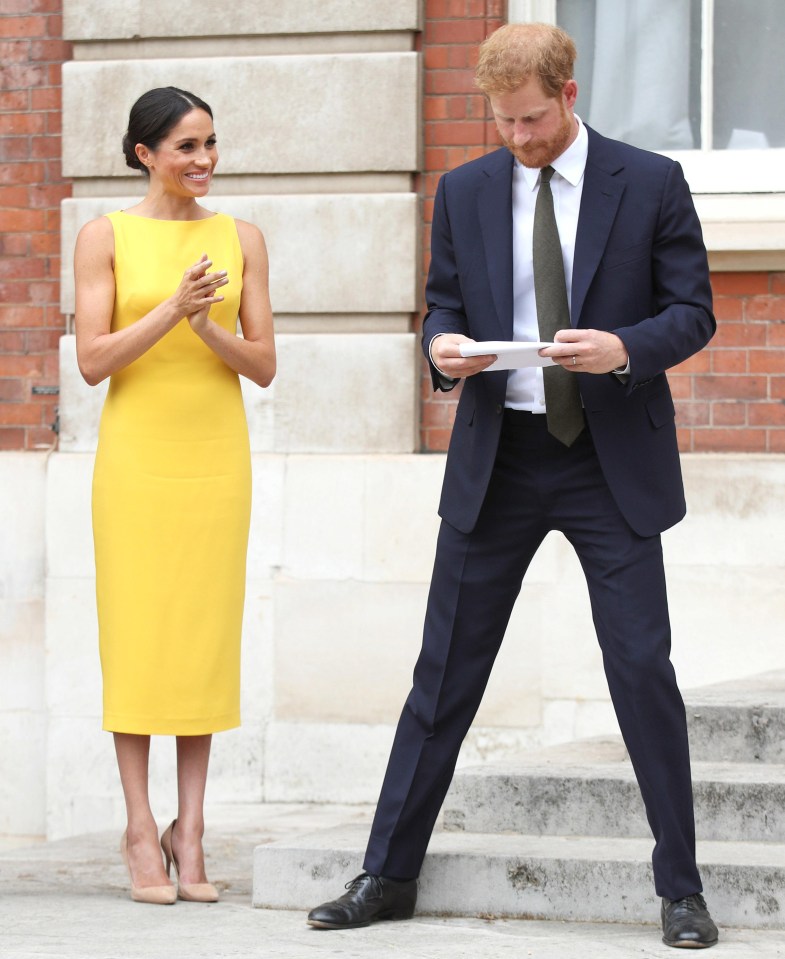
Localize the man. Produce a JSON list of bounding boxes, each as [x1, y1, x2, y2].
[[308, 22, 718, 949]]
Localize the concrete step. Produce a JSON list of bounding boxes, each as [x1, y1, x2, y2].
[[253, 823, 785, 929], [441, 737, 785, 842], [684, 670, 785, 763]]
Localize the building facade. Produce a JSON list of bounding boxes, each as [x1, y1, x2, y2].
[[1, 0, 784, 839]]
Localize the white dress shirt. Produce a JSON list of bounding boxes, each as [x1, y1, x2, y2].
[[506, 117, 588, 410]]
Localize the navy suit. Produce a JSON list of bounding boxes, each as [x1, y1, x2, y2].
[[363, 126, 715, 901]]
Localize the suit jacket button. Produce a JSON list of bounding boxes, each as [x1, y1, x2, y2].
[[496, 404, 502, 415]]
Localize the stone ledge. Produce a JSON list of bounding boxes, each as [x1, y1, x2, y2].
[[62, 53, 419, 177]]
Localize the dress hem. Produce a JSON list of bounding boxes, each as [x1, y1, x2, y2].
[[102, 713, 240, 736]]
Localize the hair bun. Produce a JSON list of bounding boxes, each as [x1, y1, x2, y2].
[[122, 132, 144, 171]]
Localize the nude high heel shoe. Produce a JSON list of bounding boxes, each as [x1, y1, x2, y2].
[[120, 830, 177, 905], [160, 819, 219, 903]]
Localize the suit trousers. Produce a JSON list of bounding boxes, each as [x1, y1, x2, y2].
[[363, 409, 703, 901]]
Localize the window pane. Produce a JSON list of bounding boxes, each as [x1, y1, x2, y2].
[[713, 0, 785, 149], [557, 0, 701, 151]]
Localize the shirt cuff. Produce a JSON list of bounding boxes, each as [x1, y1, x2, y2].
[[429, 333, 458, 383]]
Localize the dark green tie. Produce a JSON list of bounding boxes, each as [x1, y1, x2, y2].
[[533, 165, 584, 446]]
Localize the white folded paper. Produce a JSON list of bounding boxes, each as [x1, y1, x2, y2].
[[459, 340, 557, 371]]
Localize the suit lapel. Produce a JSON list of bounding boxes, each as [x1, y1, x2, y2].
[[572, 128, 626, 325], [478, 151, 514, 340]]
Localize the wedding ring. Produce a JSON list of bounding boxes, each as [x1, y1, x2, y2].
[[572, 355, 577, 366]]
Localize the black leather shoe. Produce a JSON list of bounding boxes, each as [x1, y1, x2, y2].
[[307, 873, 417, 929], [661, 893, 719, 948]]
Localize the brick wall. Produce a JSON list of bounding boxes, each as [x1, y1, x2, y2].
[[0, 0, 70, 450], [673, 272, 785, 453], [418, 0, 506, 451]]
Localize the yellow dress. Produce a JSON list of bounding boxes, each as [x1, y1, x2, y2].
[[93, 211, 250, 735]]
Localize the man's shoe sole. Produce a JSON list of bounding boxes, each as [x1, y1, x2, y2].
[[308, 909, 414, 930], [662, 936, 719, 949]]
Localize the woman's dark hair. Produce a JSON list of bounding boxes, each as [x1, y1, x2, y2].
[[122, 86, 213, 175]]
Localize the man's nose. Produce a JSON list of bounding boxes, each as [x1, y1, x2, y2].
[[512, 125, 530, 145]]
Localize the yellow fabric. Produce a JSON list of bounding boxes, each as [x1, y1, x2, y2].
[[94, 212, 250, 734]]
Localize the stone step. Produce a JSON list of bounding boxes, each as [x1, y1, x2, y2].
[[442, 737, 785, 842], [252, 823, 785, 929], [684, 670, 785, 764]]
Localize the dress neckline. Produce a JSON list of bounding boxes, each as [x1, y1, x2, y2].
[[118, 210, 220, 223]]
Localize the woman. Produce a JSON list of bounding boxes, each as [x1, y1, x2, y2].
[[74, 87, 275, 905]]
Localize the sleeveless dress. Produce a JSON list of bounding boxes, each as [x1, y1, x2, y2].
[[93, 211, 250, 735]]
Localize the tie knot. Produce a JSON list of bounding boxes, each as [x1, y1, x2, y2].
[[540, 165, 555, 184]]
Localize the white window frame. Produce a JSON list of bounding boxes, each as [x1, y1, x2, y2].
[[508, 0, 785, 266]]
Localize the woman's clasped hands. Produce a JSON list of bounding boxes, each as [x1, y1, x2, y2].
[[170, 252, 229, 331]]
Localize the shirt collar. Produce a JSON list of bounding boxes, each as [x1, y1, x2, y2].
[[517, 115, 588, 190]]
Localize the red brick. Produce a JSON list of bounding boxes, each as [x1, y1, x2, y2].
[[0, 428, 25, 449], [30, 232, 59, 255], [0, 378, 26, 402], [426, 71, 478, 95], [0, 257, 46, 280], [0, 207, 47, 232], [749, 350, 785, 374], [427, 120, 486, 146], [0, 355, 44, 376], [674, 401, 710, 426], [30, 86, 60, 110], [426, 19, 488, 44], [0, 331, 25, 351], [447, 45, 473, 69], [0, 62, 48, 91], [26, 426, 56, 449], [2, 16, 48, 38], [676, 427, 693, 452], [30, 37, 70, 61], [768, 429, 785, 452], [423, 427, 452, 451], [28, 280, 59, 304], [693, 375, 767, 400], [712, 297, 743, 322], [749, 401, 785, 426], [0, 161, 46, 184], [29, 181, 69, 207], [424, 46, 450, 69], [710, 272, 770, 296], [45, 13, 63, 36], [772, 273, 785, 295], [0, 137, 33, 162], [712, 321, 767, 348], [771, 377, 785, 399], [31, 134, 60, 158], [25, 329, 62, 351], [0, 184, 30, 206], [0, 90, 29, 111], [0, 305, 45, 327], [711, 349, 747, 374], [746, 296, 785, 322], [693, 428, 766, 452], [712, 402, 746, 426], [0, 40, 31, 64], [446, 97, 468, 119], [670, 351, 710, 374], [668, 374, 692, 400], [0, 111, 45, 135], [0, 280, 30, 303], [0, 233, 30, 255], [424, 97, 450, 120], [0, 402, 41, 425]]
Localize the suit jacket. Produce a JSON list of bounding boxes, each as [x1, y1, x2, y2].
[[422, 125, 715, 539]]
